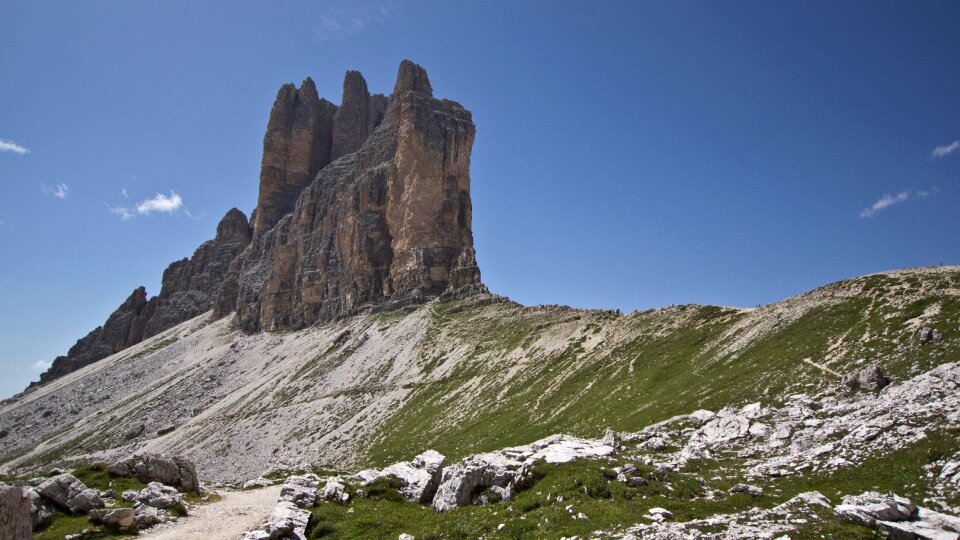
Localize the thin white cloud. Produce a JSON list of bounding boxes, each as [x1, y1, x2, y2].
[[111, 206, 135, 221], [31, 360, 50, 372], [317, 14, 365, 41], [121, 187, 129, 198], [0, 139, 29, 154], [315, 2, 394, 41], [42, 183, 69, 199], [859, 190, 924, 218], [932, 140, 960, 158], [111, 190, 184, 220], [135, 191, 183, 215]]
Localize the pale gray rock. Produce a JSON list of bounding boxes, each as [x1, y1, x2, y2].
[[376, 450, 445, 503], [322, 479, 349, 504], [36, 473, 104, 514], [729, 483, 763, 496], [243, 477, 274, 490], [748, 422, 771, 437], [835, 492, 960, 539], [432, 453, 530, 512], [89, 507, 138, 533], [698, 413, 750, 444], [835, 491, 917, 526], [647, 507, 673, 522], [771, 423, 793, 440], [0, 484, 32, 540], [243, 500, 310, 540], [130, 482, 185, 510], [279, 475, 319, 508], [433, 435, 614, 511], [353, 469, 380, 484], [135, 505, 173, 528]]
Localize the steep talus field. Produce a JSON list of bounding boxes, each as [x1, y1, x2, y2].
[[1, 266, 957, 484]]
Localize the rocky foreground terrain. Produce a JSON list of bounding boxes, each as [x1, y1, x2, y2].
[[2, 60, 959, 537]]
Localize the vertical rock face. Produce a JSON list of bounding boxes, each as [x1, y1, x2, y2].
[[36, 209, 252, 385], [331, 71, 388, 161], [143, 208, 252, 336], [234, 60, 481, 331], [253, 79, 337, 236]]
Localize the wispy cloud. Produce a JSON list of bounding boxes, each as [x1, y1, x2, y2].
[[31, 360, 50, 372], [121, 187, 129, 198], [111, 190, 184, 220], [859, 189, 931, 218], [931, 140, 960, 158], [315, 2, 395, 41], [42, 183, 69, 199], [110, 206, 135, 221], [0, 138, 29, 154], [317, 14, 365, 41]]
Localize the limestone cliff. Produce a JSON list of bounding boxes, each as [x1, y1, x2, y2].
[[233, 60, 481, 331], [252, 79, 337, 236], [33, 60, 481, 384]]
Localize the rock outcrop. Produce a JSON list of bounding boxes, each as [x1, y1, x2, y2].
[[235, 60, 481, 331], [841, 364, 891, 392], [330, 71, 388, 161], [35, 209, 251, 386], [35, 473, 103, 514], [432, 435, 616, 512], [0, 484, 32, 540], [355, 450, 445, 504], [252, 79, 337, 236], [108, 453, 200, 493]]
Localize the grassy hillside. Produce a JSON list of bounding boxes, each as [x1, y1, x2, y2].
[[1, 267, 957, 483], [361, 267, 960, 466]]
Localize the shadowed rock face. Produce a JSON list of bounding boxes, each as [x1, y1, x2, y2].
[[37, 287, 157, 384], [253, 79, 338, 236], [331, 71, 388, 161], [36, 209, 251, 385], [144, 208, 252, 336], [234, 60, 481, 331]]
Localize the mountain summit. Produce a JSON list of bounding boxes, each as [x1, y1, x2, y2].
[[34, 60, 482, 384]]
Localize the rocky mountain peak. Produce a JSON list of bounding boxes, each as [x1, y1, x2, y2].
[[216, 207, 253, 243], [233, 60, 481, 331], [330, 70, 387, 161], [393, 59, 433, 97]]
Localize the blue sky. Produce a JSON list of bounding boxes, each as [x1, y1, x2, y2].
[[1, 1, 958, 397]]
